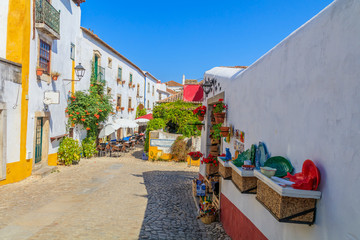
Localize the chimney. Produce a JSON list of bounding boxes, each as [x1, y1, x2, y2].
[[182, 74, 185, 85]]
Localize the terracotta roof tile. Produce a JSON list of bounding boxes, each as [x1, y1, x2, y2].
[[165, 80, 183, 87]]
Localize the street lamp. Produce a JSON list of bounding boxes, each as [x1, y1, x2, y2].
[[74, 63, 86, 81], [202, 78, 216, 96]]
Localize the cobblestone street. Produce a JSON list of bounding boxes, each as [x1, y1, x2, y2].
[[0, 148, 229, 240]]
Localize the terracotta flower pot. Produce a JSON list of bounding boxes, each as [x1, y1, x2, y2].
[[210, 145, 218, 152], [211, 139, 219, 145], [220, 127, 230, 137], [121, 107, 125, 111], [196, 125, 202, 131], [197, 115, 204, 121], [52, 75, 58, 81], [214, 112, 226, 124], [36, 68, 44, 76], [191, 156, 200, 161]]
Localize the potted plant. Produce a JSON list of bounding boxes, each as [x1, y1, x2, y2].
[[213, 99, 227, 124], [220, 126, 230, 137], [202, 154, 219, 175], [188, 151, 203, 161], [116, 106, 120, 111], [51, 71, 61, 81], [193, 105, 207, 121], [36, 66, 44, 76], [117, 78, 121, 84], [121, 107, 125, 111], [122, 80, 126, 85], [210, 124, 222, 140]]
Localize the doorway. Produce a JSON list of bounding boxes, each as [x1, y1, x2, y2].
[[34, 117, 43, 164]]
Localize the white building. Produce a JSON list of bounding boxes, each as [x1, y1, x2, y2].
[[200, 0, 360, 239], [0, 0, 164, 185]]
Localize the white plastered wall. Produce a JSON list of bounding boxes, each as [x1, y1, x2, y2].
[[27, 0, 82, 158], [0, 0, 9, 58], [201, 0, 360, 239]]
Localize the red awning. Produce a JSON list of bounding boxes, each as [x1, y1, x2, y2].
[[183, 85, 203, 102], [136, 113, 153, 120]]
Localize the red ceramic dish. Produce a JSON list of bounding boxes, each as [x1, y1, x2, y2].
[[286, 159, 320, 190]]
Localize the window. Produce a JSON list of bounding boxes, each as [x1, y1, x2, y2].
[[152, 86, 155, 96], [147, 83, 150, 93], [39, 39, 51, 74], [108, 58, 112, 68], [159, 93, 162, 100], [107, 87, 112, 96], [147, 100, 149, 109], [137, 84, 140, 96], [70, 43, 75, 60], [128, 98, 132, 109], [129, 73, 133, 85], [118, 67, 122, 80], [117, 95, 122, 108]]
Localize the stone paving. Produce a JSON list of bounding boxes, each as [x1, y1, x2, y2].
[[0, 147, 230, 239]]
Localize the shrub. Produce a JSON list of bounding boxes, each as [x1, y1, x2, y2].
[[136, 106, 147, 118], [82, 137, 97, 158], [58, 137, 81, 166], [170, 136, 190, 162]]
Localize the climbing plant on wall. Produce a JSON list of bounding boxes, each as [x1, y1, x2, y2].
[[66, 65, 114, 138]]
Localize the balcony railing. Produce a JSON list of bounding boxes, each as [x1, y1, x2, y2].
[[35, 0, 60, 39]]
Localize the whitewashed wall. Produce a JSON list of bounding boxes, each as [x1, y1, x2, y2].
[[202, 0, 360, 239], [78, 29, 146, 121], [0, 0, 9, 59], [0, 59, 22, 165], [27, 0, 81, 156], [155, 83, 170, 102], [145, 73, 157, 110]]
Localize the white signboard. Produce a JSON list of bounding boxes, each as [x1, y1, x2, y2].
[[43, 91, 60, 105]]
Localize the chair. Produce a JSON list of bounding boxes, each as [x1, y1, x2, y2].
[[110, 144, 122, 157], [96, 144, 106, 157]]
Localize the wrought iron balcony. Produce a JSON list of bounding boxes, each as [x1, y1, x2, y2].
[[35, 0, 60, 39]]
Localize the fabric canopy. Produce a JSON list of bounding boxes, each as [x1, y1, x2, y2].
[[135, 118, 149, 126], [136, 113, 153, 120], [183, 85, 203, 102], [113, 118, 138, 129], [98, 124, 116, 138]]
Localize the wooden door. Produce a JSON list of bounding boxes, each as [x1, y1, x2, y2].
[[35, 117, 43, 164]]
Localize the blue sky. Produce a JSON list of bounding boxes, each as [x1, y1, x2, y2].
[[81, 1, 334, 83]]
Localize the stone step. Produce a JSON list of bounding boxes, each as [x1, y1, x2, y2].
[[32, 166, 57, 179]]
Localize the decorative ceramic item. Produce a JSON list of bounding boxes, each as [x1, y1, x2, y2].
[[225, 148, 232, 160]]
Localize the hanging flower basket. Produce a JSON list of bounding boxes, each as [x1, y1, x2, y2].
[[188, 151, 203, 161], [122, 80, 126, 85], [193, 106, 206, 121], [214, 112, 226, 124]]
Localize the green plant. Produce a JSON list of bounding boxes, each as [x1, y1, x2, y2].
[[210, 123, 222, 140], [58, 137, 81, 166], [212, 99, 227, 113], [136, 106, 147, 118], [170, 136, 190, 162], [153, 101, 201, 137], [82, 137, 97, 158], [144, 118, 166, 152], [66, 64, 114, 138]]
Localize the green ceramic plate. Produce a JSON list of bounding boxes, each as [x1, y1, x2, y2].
[[233, 149, 250, 167], [264, 156, 294, 177]]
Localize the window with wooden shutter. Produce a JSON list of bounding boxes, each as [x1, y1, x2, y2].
[[118, 67, 122, 80], [128, 97, 132, 109], [39, 39, 51, 74], [129, 73, 133, 85]]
